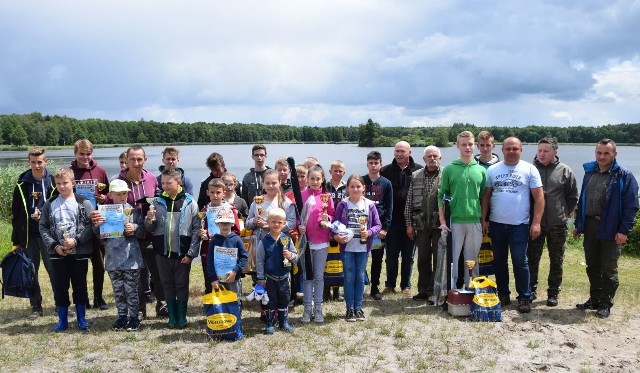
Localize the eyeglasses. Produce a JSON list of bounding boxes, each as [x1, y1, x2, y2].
[[223, 184, 235, 189]]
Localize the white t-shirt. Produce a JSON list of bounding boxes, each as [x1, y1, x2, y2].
[[485, 160, 542, 225], [345, 199, 368, 253]]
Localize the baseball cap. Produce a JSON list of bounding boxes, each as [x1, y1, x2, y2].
[[215, 208, 235, 224], [109, 179, 130, 193]]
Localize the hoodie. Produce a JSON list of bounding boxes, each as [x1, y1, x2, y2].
[[241, 167, 270, 204], [438, 159, 486, 223], [157, 165, 194, 196], [474, 153, 500, 169], [11, 168, 57, 247], [300, 188, 334, 245], [117, 167, 159, 210], [206, 232, 248, 283]]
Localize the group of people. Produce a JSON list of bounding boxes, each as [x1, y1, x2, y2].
[[9, 133, 637, 335]]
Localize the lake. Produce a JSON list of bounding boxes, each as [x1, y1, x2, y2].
[[2, 143, 640, 198]]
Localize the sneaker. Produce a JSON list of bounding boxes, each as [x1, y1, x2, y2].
[[126, 317, 141, 331], [412, 293, 429, 301], [499, 295, 511, 306], [112, 316, 128, 331], [382, 287, 396, 294], [301, 306, 312, 323], [345, 309, 356, 322], [595, 307, 610, 319], [371, 292, 383, 301], [546, 296, 558, 307], [355, 309, 366, 321], [576, 298, 597, 310], [427, 295, 436, 305], [517, 300, 531, 313], [401, 288, 412, 297], [94, 298, 109, 311], [29, 306, 43, 319]]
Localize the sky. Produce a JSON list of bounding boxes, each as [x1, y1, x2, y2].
[[1, 1, 640, 128]]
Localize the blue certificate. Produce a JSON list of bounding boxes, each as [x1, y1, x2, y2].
[[75, 181, 97, 208], [213, 245, 238, 281], [206, 205, 222, 236], [98, 204, 125, 238]]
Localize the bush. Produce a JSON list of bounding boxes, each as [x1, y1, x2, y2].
[[0, 163, 23, 222], [625, 210, 640, 256]]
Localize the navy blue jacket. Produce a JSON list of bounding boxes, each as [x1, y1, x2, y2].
[[206, 232, 248, 283], [256, 233, 298, 281]]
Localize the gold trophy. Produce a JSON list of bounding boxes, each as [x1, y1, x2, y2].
[[465, 260, 476, 289], [197, 211, 208, 239], [281, 236, 291, 268], [123, 207, 134, 224], [59, 221, 74, 254], [146, 197, 156, 221], [320, 193, 331, 228], [358, 216, 368, 244], [97, 182, 107, 192], [254, 195, 264, 218], [31, 191, 42, 218]]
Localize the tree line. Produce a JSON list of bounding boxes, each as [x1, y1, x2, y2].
[[1, 112, 639, 148]]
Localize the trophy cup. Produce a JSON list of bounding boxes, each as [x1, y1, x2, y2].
[[197, 211, 208, 239], [97, 182, 107, 192], [146, 197, 156, 221], [123, 207, 134, 224], [358, 216, 368, 244], [320, 193, 331, 228], [465, 260, 476, 289], [254, 195, 264, 218], [31, 191, 42, 218], [59, 221, 74, 254], [281, 236, 291, 268]]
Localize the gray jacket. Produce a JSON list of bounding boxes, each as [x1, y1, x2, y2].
[[39, 194, 95, 258], [533, 156, 578, 226], [95, 204, 146, 271]]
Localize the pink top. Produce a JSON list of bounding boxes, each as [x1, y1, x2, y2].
[[301, 188, 334, 244]]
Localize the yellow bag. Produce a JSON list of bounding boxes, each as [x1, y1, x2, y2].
[[203, 286, 243, 340]]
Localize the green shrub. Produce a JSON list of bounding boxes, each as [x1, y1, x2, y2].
[[0, 163, 24, 222], [625, 210, 640, 256]]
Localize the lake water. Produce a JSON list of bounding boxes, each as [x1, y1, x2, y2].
[[2, 143, 640, 198]]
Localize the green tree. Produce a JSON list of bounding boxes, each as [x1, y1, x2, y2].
[[358, 119, 381, 147], [9, 124, 28, 146]]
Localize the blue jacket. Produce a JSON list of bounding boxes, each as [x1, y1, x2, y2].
[[256, 233, 298, 281], [206, 232, 248, 283], [575, 159, 638, 240]]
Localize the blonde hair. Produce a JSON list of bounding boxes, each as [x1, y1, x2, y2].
[[263, 169, 287, 209], [54, 167, 75, 181], [477, 130, 495, 143], [74, 139, 93, 154], [274, 157, 289, 169], [28, 146, 46, 158], [330, 160, 345, 170], [267, 207, 286, 221], [457, 131, 475, 142], [220, 172, 238, 186]]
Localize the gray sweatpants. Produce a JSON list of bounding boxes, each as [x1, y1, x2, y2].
[[302, 247, 328, 306], [109, 269, 141, 318], [451, 222, 483, 289]]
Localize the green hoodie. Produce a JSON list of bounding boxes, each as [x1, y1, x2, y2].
[[438, 159, 486, 223]]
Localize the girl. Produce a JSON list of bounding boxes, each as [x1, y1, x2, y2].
[[220, 172, 249, 218], [333, 174, 381, 322], [246, 169, 296, 320], [298, 165, 334, 323]]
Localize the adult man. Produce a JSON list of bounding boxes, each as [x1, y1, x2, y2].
[[70, 139, 110, 310], [405, 146, 442, 304], [574, 139, 638, 318], [157, 146, 193, 195], [381, 141, 423, 296], [438, 132, 486, 290], [527, 138, 578, 307], [241, 145, 270, 204], [363, 151, 393, 300], [474, 130, 500, 168], [482, 137, 544, 313]]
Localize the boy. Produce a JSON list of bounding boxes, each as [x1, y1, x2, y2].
[[70, 139, 110, 310], [145, 167, 200, 329], [207, 208, 248, 303], [474, 130, 500, 168], [256, 208, 298, 334], [295, 164, 309, 191], [11, 146, 57, 318], [199, 178, 241, 294], [326, 160, 347, 301], [157, 146, 194, 195], [275, 157, 292, 193], [39, 168, 95, 332], [92, 179, 146, 331], [363, 151, 393, 300], [241, 145, 270, 204]]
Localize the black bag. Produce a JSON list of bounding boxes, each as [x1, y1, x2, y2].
[[1, 249, 36, 299]]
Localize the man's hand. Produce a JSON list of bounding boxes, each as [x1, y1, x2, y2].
[[439, 224, 451, 233], [530, 223, 541, 240], [181, 256, 192, 264], [572, 228, 581, 240], [615, 233, 628, 245], [482, 220, 490, 235], [378, 229, 387, 240], [406, 226, 415, 239]]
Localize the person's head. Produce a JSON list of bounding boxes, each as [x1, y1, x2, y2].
[[308, 165, 328, 192], [329, 160, 346, 182], [304, 156, 319, 169], [393, 141, 412, 166], [160, 167, 182, 196], [296, 164, 308, 189], [215, 208, 235, 235], [206, 152, 226, 177], [28, 147, 47, 174], [423, 146, 441, 172], [161, 146, 180, 168], [595, 138, 617, 171], [366, 151, 383, 176], [54, 167, 75, 198], [251, 145, 267, 169], [456, 131, 475, 160], [126, 146, 147, 172], [108, 179, 131, 204], [220, 172, 239, 196], [267, 207, 287, 235], [275, 157, 290, 184], [118, 151, 127, 170], [73, 139, 94, 168], [262, 169, 281, 198], [346, 174, 365, 200], [207, 178, 225, 205], [536, 137, 558, 166], [502, 137, 523, 165], [476, 131, 496, 156]]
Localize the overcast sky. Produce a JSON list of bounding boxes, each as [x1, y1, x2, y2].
[[1, 1, 639, 127]]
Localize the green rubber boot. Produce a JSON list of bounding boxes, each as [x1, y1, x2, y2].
[[177, 300, 188, 329], [166, 299, 178, 328]]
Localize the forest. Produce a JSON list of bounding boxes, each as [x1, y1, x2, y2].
[[1, 112, 639, 148]]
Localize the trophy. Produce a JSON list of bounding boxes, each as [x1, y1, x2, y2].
[[320, 193, 331, 228], [58, 221, 74, 254], [197, 211, 208, 239], [31, 191, 42, 218], [97, 183, 107, 192], [358, 216, 368, 244], [123, 207, 134, 224], [465, 260, 476, 289], [254, 195, 264, 217], [146, 197, 156, 221], [280, 236, 291, 268]]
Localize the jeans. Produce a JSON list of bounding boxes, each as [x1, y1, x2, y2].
[[489, 221, 531, 301], [385, 223, 415, 289], [343, 251, 368, 310], [26, 236, 55, 309], [583, 217, 620, 308]]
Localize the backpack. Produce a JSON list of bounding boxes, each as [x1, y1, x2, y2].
[[1, 249, 36, 299]]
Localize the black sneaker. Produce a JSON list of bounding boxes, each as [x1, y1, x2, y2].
[[517, 300, 531, 313], [595, 307, 610, 319], [355, 309, 366, 321], [29, 306, 43, 319], [371, 292, 383, 301], [94, 298, 109, 311], [412, 293, 429, 301], [499, 295, 511, 306], [112, 316, 128, 331], [546, 296, 558, 307], [576, 298, 597, 310], [345, 309, 356, 322], [126, 317, 141, 331]]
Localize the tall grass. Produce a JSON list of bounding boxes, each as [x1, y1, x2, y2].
[[0, 163, 24, 222]]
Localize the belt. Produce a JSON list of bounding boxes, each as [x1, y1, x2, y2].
[[587, 215, 601, 221]]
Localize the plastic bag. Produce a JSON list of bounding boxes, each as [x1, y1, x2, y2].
[[468, 276, 502, 322], [203, 286, 243, 341]]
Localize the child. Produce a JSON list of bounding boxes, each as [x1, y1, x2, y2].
[[326, 159, 347, 302], [11, 146, 57, 318], [39, 168, 95, 332], [298, 165, 334, 323], [92, 179, 146, 331], [199, 178, 240, 294], [295, 164, 309, 191], [256, 207, 298, 334], [157, 146, 194, 195], [333, 174, 382, 322], [207, 208, 248, 303], [474, 130, 500, 169], [145, 167, 201, 329], [275, 157, 292, 193], [220, 172, 249, 218]]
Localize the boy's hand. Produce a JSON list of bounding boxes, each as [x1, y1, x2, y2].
[[94, 193, 106, 204], [198, 228, 208, 240], [283, 249, 293, 260], [124, 223, 135, 234], [181, 256, 192, 264], [226, 271, 236, 283], [146, 209, 156, 221], [212, 281, 220, 290], [360, 229, 369, 240], [63, 237, 76, 248], [298, 226, 306, 235]]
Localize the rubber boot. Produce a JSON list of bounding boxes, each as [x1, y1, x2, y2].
[[166, 299, 178, 328], [264, 309, 276, 334], [259, 303, 267, 323], [177, 300, 188, 329], [54, 306, 68, 332], [278, 308, 294, 332], [76, 304, 89, 330]]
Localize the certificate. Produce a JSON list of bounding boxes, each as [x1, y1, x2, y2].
[[75, 180, 97, 208], [98, 204, 125, 238], [213, 245, 238, 281], [206, 205, 222, 236]]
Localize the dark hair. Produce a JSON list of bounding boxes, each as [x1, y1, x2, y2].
[[346, 174, 365, 188], [206, 152, 224, 170], [598, 138, 617, 152], [161, 167, 181, 181], [307, 165, 328, 193], [126, 146, 146, 158], [252, 144, 267, 156], [538, 137, 558, 150], [367, 151, 382, 161]]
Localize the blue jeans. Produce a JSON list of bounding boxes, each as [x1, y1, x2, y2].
[[385, 223, 415, 289], [489, 222, 531, 301], [343, 251, 368, 310]]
